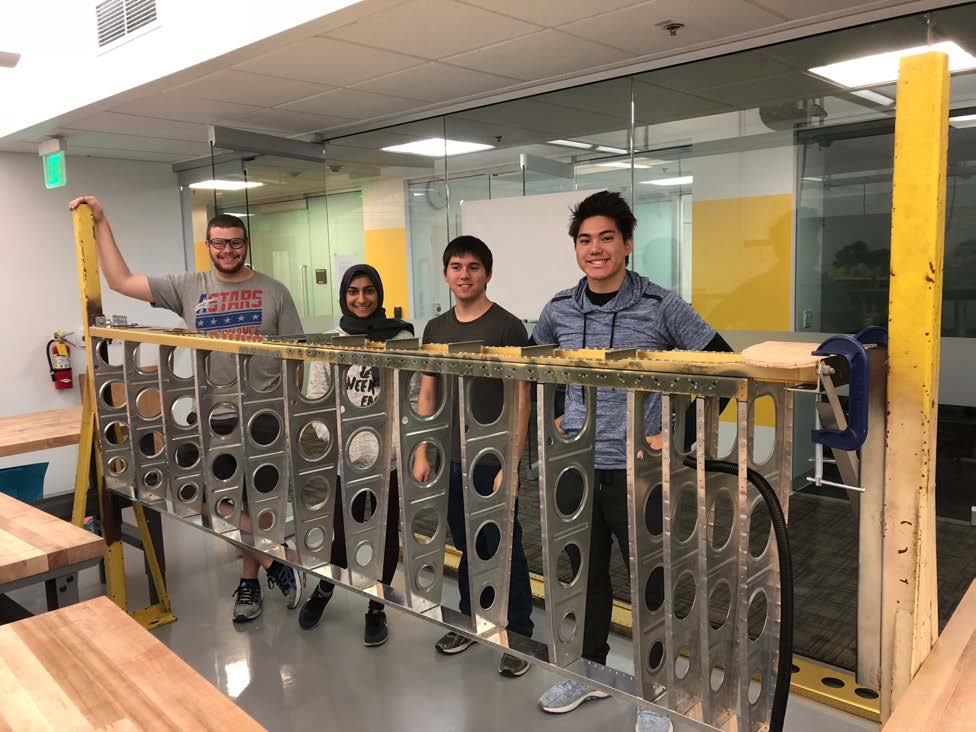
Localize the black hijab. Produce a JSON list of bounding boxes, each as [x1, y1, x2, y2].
[[338, 264, 414, 341]]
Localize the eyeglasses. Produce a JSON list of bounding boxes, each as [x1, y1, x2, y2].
[[208, 238, 246, 250]]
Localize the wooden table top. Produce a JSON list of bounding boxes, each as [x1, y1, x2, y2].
[[0, 406, 83, 458], [885, 579, 976, 730], [0, 596, 265, 731], [0, 491, 103, 585]]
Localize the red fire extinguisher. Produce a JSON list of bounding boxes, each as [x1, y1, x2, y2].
[[46, 331, 73, 390]]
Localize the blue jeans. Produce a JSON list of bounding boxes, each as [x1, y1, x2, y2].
[[447, 460, 534, 638]]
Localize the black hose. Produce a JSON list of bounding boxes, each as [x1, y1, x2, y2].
[[682, 455, 793, 732]]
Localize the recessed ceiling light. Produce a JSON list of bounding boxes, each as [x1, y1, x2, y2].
[[809, 41, 976, 88], [594, 161, 652, 169], [641, 176, 693, 186], [851, 89, 895, 106], [189, 180, 264, 191], [547, 139, 593, 149], [381, 138, 494, 157], [595, 145, 628, 154], [950, 113, 976, 128]]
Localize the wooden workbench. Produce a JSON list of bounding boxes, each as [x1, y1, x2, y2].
[[0, 406, 83, 458], [0, 596, 264, 730], [884, 579, 976, 730]]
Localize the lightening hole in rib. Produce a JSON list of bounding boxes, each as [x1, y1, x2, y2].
[[749, 499, 772, 558], [209, 405, 238, 437], [350, 489, 378, 524], [416, 564, 436, 591], [475, 522, 501, 561], [135, 388, 162, 419], [748, 590, 768, 641], [558, 612, 577, 643], [645, 566, 665, 612], [557, 543, 582, 588], [253, 464, 279, 494], [648, 641, 665, 672], [644, 484, 663, 536], [174, 442, 199, 469], [411, 507, 440, 545], [302, 476, 330, 511], [305, 526, 325, 551], [99, 381, 126, 408], [709, 489, 734, 551], [673, 572, 696, 620], [178, 483, 198, 503], [249, 411, 280, 446], [672, 485, 697, 542], [215, 497, 235, 518], [479, 585, 495, 610], [555, 467, 585, 519], [355, 542, 374, 567], [107, 456, 127, 475], [298, 421, 331, 461], [256, 510, 275, 531], [212, 454, 237, 481], [138, 431, 164, 458], [347, 428, 380, 470], [709, 581, 732, 631], [171, 396, 195, 427]]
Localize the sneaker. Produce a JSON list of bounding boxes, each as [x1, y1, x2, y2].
[[267, 559, 303, 609], [499, 653, 531, 677], [538, 679, 610, 714], [232, 579, 262, 623], [298, 584, 334, 630], [364, 607, 389, 647], [636, 708, 673, 732], [434, 631, 475, 655]]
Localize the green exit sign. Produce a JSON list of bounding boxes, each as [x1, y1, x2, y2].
[[43, 150, 67, 189]]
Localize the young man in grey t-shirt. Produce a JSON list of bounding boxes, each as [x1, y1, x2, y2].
[[68, 195, 305, 624]]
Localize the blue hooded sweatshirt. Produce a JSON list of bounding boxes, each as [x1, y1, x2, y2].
[[532, 271, 715, 469]]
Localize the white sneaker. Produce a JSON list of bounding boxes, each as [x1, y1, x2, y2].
[[538, 679, 610, 713]]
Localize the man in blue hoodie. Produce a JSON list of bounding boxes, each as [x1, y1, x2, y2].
[[533, 191, 731, 731]]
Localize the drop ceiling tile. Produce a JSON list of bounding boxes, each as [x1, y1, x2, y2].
[[744, 0, 901, 21], [562, 0, 784, 55], [109, 94, 263, 124], [233, 37, 423, 87], [170, 70, 334, 108], [282, 88, 426, 120], [459, 0, 647, 27], [67, 112, 209, 142], [220, 108, 353, 135], [352, 62, 520, 102], [322, 0, 539, 59], [637, 51, 794, 91], [444, 29, 630, 81], [691, 71, 842, 108]]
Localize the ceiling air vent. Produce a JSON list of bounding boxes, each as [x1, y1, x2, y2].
[[96, 0, 158, 48]]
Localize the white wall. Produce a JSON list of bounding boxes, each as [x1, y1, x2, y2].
[[0, 151, 184, 496]]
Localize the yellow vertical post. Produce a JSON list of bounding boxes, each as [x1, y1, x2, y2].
[[72, 204, 129, 611], [881, 51, 949, 720]]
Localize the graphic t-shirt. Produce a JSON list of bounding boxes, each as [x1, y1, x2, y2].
[[148, 269, 303, 391]]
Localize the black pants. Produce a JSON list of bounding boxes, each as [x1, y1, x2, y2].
[[580, 468, 635, 665], [447, 460, 534, 638], [318, 472, 401, 612]]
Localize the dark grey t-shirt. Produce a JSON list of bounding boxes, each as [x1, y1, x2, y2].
[[148, 270, 303, 391], [422, 302, 529, 462]]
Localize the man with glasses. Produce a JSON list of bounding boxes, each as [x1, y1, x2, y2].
[[68, 196, 305, 624]]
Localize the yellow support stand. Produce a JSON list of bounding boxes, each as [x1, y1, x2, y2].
[[71, 204, 176, 630], [881, 51, 949, 721]]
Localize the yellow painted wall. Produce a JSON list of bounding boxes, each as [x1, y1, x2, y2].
[[691, 193, 793, 332], [365, 227, 409, 318], [194, 241, 211, 272]]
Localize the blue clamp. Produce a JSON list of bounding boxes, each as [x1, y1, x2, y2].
[[809, 327, 880, 451]]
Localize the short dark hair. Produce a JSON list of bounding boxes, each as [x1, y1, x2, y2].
[[569, 190, 637, 242], [206, 213, 249, 242], [443, 235, 493, 275]]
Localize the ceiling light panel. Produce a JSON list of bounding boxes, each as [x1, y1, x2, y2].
[[188, 180, 264, 191], [381, 138, 494, 157], [642, 176, 693, 186], [810, 41, 976, 88]]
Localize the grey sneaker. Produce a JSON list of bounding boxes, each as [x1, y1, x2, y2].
[[636, 708, 673, 732], [499, 653, 531, 677], [538, 679, 610, 714], [267, 559, 303, 609], [232, 579, 262, 623], [435, 631, 475, 655]]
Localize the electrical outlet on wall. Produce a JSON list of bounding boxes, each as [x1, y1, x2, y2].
[[802, 309, 814, 329]]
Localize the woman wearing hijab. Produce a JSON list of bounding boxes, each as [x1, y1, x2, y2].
[[299, 264, 413, 645]]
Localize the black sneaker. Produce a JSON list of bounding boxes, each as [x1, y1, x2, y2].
[[364, 607, 389, 647], [499, 653, 531, 677], [232, 579, 262, 623], [298, 585, 334, 630], [435, 630, 475, 655]]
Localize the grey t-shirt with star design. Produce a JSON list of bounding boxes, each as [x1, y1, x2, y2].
[[148, 270, 303, 391]]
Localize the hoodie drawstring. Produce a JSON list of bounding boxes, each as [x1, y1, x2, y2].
[[610, 312, 617, 349]]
